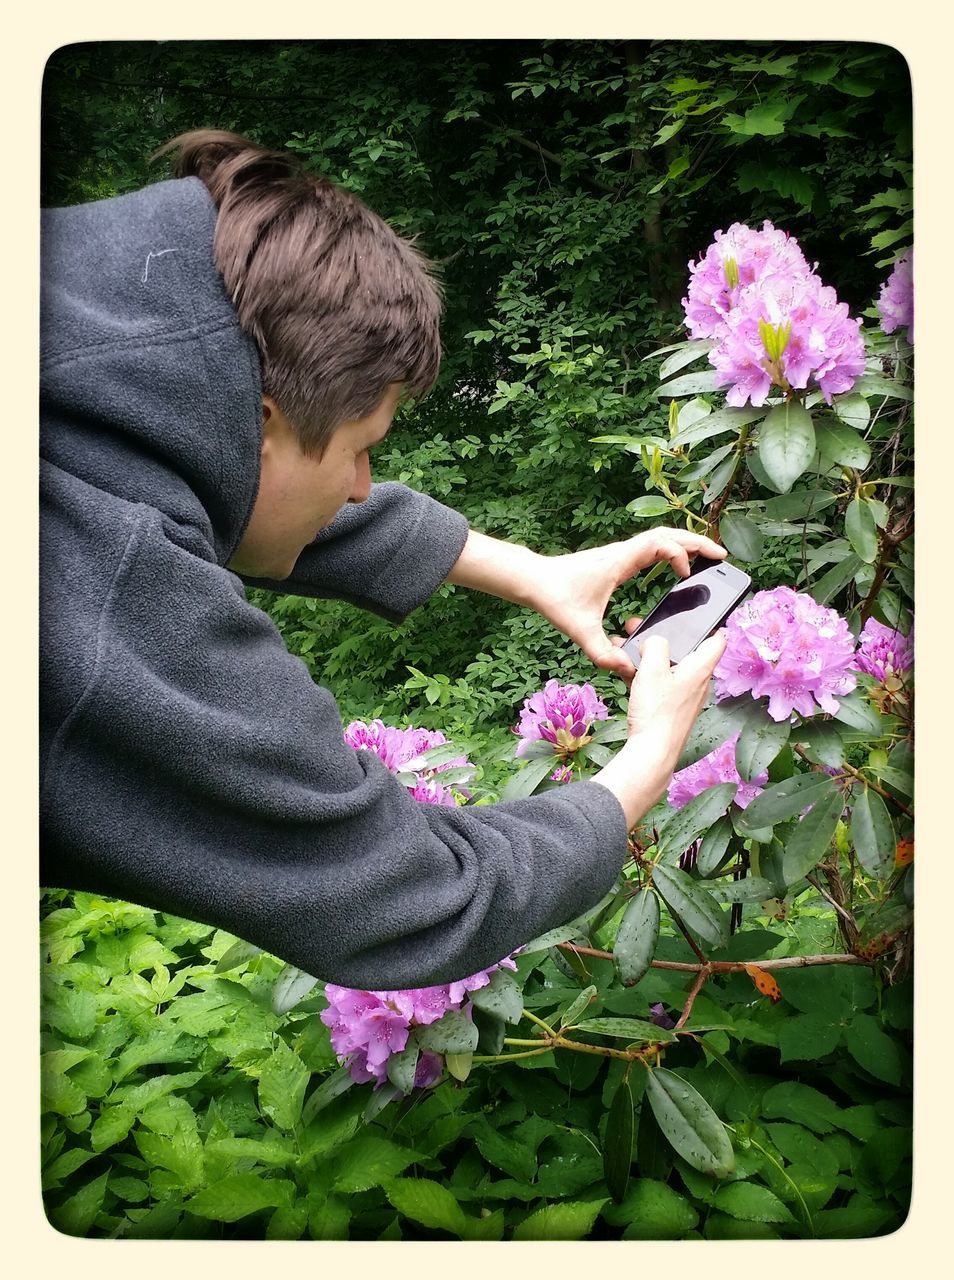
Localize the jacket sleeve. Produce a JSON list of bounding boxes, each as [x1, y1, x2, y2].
[[241, 481, 471, 622], [41, 506, 629, 990]]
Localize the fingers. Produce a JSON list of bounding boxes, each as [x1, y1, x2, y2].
[[634, 634, 671, 682]]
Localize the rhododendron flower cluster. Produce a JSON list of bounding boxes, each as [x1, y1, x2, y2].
[[714, 587, 857, 722], [344, 718, 468, 808], [683, 221, 865, 407], [877, 251, 913, 342], [853, 617, 914, 685], [667, 732, 768, 811], [321, 955, 519, 1088], [515, 680, 610, 758]]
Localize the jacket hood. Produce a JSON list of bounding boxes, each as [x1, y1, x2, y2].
[[41, 176, 263, 565]]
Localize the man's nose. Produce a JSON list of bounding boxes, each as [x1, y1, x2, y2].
[[349, 454, 372, 504]]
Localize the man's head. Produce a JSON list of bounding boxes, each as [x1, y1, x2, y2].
[[156, 129, 443, 576]]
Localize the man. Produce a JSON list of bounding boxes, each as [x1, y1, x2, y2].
[[40, 129, 725, 989]]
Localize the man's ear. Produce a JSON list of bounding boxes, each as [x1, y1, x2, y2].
[[260, 396, 289, 456]]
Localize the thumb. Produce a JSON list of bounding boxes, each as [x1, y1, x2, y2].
[[582, 624, 636, 677]]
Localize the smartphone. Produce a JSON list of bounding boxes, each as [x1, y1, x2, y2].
[[621, 557, 752, 668]]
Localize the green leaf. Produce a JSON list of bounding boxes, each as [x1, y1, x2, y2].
[[671, 404, 765, 448], [719, 511, 764, 562], [781, 787, 846, 884], [832, 392, 871, 430], [843, 1015, 904, 1085], [258, 1038, 310, 1131], [757, 401, 815, 493], [735, 772, 837, 833], [652, 863, 729, 949], [812, 552, 864, 604], [697, 814, 735, 876], [626, 495, 673, 518], [602, 1177, 699, 1237], [415, 1008, 479, 1054], [386, 1043, 421, 1094], [574, 1017, 675, 1042], [659, 782, 737, 859], [845, 498, 879, 563], [655, 369, 723, 397], [677, 696, 761, 769], [500, 754, 558, 801], [215, 938, 262, 973], [513, 1198, 609, 1241], [186, 1175, 294, 1222], [558, 984, 598, 1029], [852, 374, 913, 402], [444, 1052, 473, 1082], [300, 1063, 355, 1125], [735, 715, 791, 782], [48, 1171, 110, 1236], [613, 889, 660, 987], [713, 1181, 795, 1223], [832, 692, 883, 735], [90, 1104, 136, 1152], [707, 876, 775, 903], [271, 964, 320, 1014], [794, 720, 846, 768], [604, 1078, 635, 1202], [519, 922, 587, 954], [332, 1135, 419, 1193], [467, 967, 523, 1024], [385, 1177, 468, 1236], [658, 340, 714, 381], [761, 1081, 843, 1134], [644, 1068, 734, 1176], [814, 420, 872, 470], [850, 787, 896, 877], [763, 488, 838, 520]]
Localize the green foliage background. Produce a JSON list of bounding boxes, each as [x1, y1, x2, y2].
[[41, 39, 912, 1240]]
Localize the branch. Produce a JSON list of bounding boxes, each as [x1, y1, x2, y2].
[[557, 941, 873, 971]]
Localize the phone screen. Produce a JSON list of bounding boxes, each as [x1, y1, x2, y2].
[[622, 561, 751, 666]]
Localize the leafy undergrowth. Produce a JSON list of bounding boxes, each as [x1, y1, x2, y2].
[[40, 890, 911, 1240]]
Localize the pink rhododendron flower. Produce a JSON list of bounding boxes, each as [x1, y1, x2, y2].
[[550, 764, 574, 784], [714, 587, 857, 722], [853, 617, 914, 684], [343, 719, 469, 806], [321, 955, 519, 1089], [877, 251, 913, 341], [684, 222, 865, 406], [515, 680, 610, 757], [667, 732, 768, 810]]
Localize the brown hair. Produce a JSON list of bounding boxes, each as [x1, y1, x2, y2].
[[154, 129, 444, 455]]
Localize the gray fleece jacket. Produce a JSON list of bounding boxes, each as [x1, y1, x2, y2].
[[40, 175, 629, 988]]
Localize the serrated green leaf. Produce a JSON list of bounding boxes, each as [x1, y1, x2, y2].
[[258, 1038, 310, 1131], [186, 1174, 294, 1221], [385, 1176, 469, 1235], [215, 938, 262, 973], [513, 1198, 609, 1240], [333, 1134, 419, 1193], [644, 1067, 734, 1176], [652, 863, 729, 948], [714, 1181, 795, 1223], [613, 889, 660, 987], [850, 787, 895, 877], [757, 402, 815, 493]]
